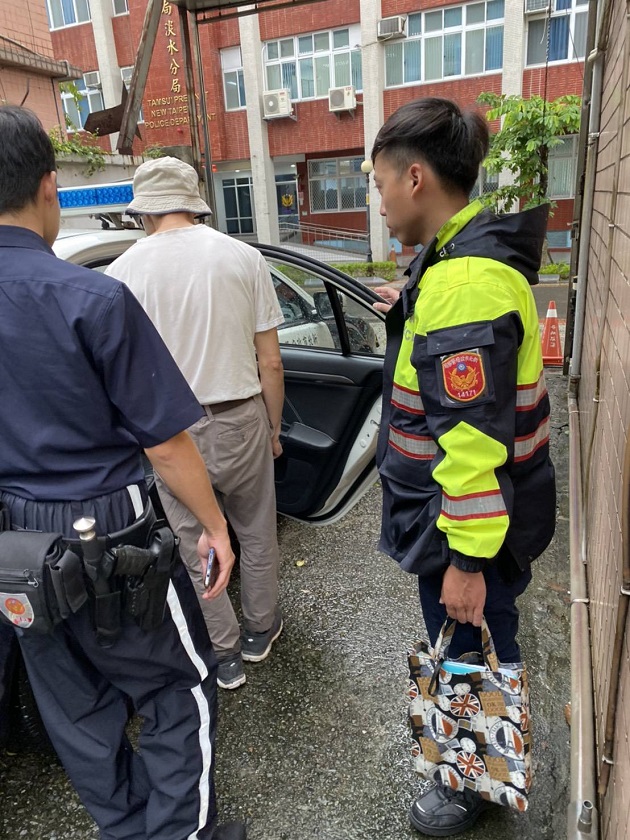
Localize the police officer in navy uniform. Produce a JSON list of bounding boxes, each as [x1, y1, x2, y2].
[[0, 105, 245, 840]]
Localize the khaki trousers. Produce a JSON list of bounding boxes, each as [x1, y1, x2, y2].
[[156, 394, 280, 656]]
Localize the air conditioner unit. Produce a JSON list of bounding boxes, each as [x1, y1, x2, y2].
[[329, 85, 356, 113], [83, 71, 102, 89], [524, 0, 550, 13], [377, 15, 407, 40], [262, 89, 293, 119]]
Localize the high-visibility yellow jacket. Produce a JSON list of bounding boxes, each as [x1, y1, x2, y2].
[[377, 200, 556, 578]]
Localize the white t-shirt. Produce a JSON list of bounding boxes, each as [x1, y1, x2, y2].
[[106, 224, 284, 404]]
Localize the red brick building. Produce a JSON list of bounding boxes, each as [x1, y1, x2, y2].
[[0, 2, 79, 131], [44, 0, 585, 257]]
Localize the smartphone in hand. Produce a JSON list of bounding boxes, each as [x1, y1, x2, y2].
[[204, 548, 216, 589]]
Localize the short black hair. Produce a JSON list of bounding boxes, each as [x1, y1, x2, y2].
[[0, 106, 57, 214], [371, 97, 490, 197]]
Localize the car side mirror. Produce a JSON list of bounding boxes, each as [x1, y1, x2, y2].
[[313, 291, 342, 319]]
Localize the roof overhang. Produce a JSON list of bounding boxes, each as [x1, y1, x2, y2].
[[0, 38, 82, 80], [171, 0, 326, 22]]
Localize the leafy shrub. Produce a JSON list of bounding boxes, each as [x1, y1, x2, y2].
[[539, 262, 570, 279], [330, 261, 397, 281], [49, 125, 106, 176], [143, 144, 167, 159]]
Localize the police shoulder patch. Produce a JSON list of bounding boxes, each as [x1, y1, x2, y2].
[[441, 349, 486, 403]]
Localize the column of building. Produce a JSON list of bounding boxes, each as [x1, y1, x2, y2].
[[498, 0, 526, 207], [239, 9, 280, 246], [89, 0, 122, 153], [360, 0, 388, 262]]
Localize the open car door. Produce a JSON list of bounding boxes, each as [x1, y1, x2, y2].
[[259, 246, 385, 525]]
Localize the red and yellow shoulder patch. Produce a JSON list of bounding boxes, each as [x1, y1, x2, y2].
[[441, 350, 486, 402]]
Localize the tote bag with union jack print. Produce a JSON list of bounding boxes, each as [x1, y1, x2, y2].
[[407, 618, 532, 812]]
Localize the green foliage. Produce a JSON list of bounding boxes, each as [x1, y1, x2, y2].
[[49, 125, 107, 176], [273, 264, 305, 284], [276, 260, 397, 286], [50, 83, 107, 176], [539, 261, 570, 279], [143, 144, 167, 159], [477, 93, 582, 211], [331, 261, 397, 281]]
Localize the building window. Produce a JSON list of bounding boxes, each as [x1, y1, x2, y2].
[[221, 47, 246, 110], [47, 0, 91, 29], [385, 1, 504, 87], [113, 0, 128, 14], [526, 0, 588, 65], [547, 230, 570, 248], [308, 157, 365, 213], [61, 72, 104, 132], [264, 25, 362, 100], [548, 135, 578, 198], [223, 176, 254, 235], [120, 66, 144, 122]]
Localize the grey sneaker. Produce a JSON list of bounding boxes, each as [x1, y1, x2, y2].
[[241, 609, 283, 663], [216, 653, 246, 690]]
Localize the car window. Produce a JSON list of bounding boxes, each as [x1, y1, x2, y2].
[[268, 261, 385, 356]]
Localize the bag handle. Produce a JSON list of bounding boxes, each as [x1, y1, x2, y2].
[[428, 616, 500, 694]]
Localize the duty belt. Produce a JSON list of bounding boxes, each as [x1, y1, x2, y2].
[[63, 501, 156, 559], [1, 501, 177, 644]]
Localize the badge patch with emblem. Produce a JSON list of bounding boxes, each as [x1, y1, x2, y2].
[[0, 592, 35, 628], [441, 349, 487, 403]]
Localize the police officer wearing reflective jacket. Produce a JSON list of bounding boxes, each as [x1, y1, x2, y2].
[[371, 98, 556, 835], [0, 106, 245, 840]]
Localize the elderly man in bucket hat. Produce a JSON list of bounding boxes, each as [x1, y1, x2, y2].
[[108, 157, 285, 691]]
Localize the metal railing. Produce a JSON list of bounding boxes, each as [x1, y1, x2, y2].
[[278, 220, 368, 255]]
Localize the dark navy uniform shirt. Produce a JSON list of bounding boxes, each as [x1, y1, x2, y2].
[[0, 226, 204, 501]]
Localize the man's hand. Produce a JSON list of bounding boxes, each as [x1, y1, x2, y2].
[[372, 285, 400, 314], [439, 566, 486, 627], [198, 527, 235, 600]]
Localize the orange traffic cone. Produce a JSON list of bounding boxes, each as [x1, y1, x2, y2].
[[389, 246, 398, 267], [541, 300, 563, 366]]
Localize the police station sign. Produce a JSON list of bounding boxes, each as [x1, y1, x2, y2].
[[146, 95, 189, 130]]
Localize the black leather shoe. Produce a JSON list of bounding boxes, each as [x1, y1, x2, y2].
[[215, 822, 247, 840], [409, 785, 492, 836]]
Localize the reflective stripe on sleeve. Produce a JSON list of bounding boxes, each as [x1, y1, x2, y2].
[[388, 425, 438, 460], [440, 489, 508, 521], [516, 373, 548, 411], [514, 416, 550, 462], [391, 383, 425, 414]]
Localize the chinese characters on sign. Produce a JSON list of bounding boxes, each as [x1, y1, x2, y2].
[[145, 0, 190, 130]]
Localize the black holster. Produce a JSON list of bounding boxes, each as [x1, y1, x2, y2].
[[112, 526, 178, 632], [65, 502, 160, 646]]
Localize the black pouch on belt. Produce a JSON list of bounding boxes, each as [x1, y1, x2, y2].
[[0, 531, 87, 633]]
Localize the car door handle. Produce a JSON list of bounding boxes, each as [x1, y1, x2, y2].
[[283, 423, 335, 450]]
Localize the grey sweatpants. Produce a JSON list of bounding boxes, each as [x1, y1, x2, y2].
[[156, 394, 280, 656]]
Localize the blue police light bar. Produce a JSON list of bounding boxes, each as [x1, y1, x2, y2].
[[58, 182, 134, 217]]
